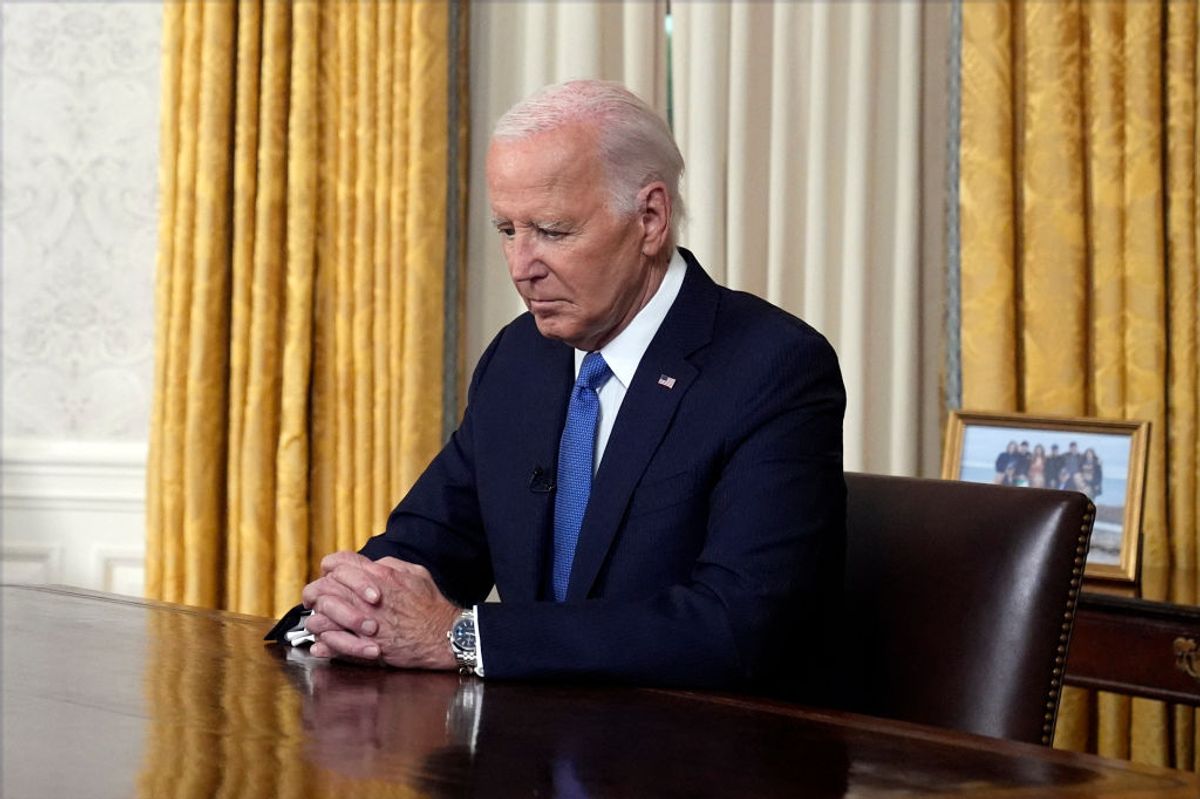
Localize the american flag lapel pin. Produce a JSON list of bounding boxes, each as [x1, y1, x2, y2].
[[657, 374, 676, 389]]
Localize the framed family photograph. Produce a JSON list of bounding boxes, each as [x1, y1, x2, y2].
[[941, 411, 1150, 585]]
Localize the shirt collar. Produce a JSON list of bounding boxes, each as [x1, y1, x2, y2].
[[574, 248, 687, 387]]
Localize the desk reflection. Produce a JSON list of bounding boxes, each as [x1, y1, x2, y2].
[[296, 659, 476, 788], [125, 602, 1167, 799], [285, 653, 850, 797], [5, 587, 1189, 799], [137, 610, 311, 799], [136, 616, 849, 799]]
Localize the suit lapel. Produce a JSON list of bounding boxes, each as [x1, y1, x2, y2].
[[566, 251, 719, 600], [507, 333, 574, 601]]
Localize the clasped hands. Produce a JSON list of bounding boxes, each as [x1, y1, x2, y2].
[[301, 552, 460, 670]]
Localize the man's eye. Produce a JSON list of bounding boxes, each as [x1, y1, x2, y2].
[[538, 227, 566, 240], [497, 226, 515, 239]]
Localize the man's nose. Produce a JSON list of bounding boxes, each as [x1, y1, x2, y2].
[[508, 234, 546, 281]]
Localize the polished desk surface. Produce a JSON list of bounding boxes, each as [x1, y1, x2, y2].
[[3, 586, 1196, 798]]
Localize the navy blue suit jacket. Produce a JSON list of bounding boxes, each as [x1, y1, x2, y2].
[[275, 249, 845, 697]]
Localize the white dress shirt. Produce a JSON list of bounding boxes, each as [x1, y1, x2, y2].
[[577, 248, 687, 472]]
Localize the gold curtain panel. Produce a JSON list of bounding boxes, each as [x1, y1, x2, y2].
[[960, 0, 1199, 771], [146, 1, 469, 619]]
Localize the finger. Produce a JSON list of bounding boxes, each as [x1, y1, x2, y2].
[[325, 563, 383, 605], [366, 560, 439, 600], [320, 551, 373, 575], [374, 557, 427, 577], [301, 578, 324, 608], [367, 559, 434, 591], [304, 611, 355, 637], [310, 640, 333, 658], [313, 595, 379, 637], [301, 574, 358, 609], [319, 629, 381, 661]]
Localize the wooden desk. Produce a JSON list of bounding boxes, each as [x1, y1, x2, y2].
[[1067, 568, 1200, 705], [3, 585, 1195, 798], [1067, 590, 1200, 705]]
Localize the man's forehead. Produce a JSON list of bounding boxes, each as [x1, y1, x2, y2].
[[488, 125, 599, 173], [486, 127, 604, 210], [486, 169, 582, 219]]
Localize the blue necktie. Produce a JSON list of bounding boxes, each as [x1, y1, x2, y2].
[[552, 352, 612, 602]]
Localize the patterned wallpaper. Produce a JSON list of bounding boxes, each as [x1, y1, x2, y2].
[[3, 3, 162, 441]]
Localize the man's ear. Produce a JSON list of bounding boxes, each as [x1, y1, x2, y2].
[[637, 181, 671, 257]]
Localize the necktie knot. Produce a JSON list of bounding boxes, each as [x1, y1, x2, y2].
[[577, 352, 612, 392]]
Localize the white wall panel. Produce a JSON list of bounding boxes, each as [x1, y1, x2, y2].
[[2, 440, 146, 594], [1, 3, 161, 593], [94, 548, 146, 597], [0, 543, 63, 585]]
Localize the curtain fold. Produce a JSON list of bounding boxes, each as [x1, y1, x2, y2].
[[670, 1, 939, 476], [959, 0, 1200, 770], [147, 0, 469, 618]]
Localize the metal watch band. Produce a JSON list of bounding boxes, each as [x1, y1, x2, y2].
[[448, 607, 478, 675]]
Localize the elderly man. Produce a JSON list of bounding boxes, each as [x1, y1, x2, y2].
[[271, 80, 845, 697]]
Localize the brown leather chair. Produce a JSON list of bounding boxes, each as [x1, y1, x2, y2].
[[838, 473, 1095, 745]]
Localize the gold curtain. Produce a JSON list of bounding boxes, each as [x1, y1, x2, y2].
[[960, 0, 1199, 770], [146, 0, 469, 618]]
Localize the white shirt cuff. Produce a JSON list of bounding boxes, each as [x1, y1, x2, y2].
[[473, 604, 485, 678]]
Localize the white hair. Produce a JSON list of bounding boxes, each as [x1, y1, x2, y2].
[[492, 80, 686, 248]]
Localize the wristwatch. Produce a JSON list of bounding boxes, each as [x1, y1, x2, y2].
[[447, 608, 478, 676]]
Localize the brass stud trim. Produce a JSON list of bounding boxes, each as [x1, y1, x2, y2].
[[1041, 504, 1094, 748]]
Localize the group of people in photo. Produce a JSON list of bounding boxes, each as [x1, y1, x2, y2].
[[993, 440, 1104, 498]]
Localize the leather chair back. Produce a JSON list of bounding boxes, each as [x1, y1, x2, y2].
[[839, 473, 1095, 745]]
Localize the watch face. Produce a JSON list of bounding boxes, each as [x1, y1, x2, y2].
[[452, 618, 476, 650]]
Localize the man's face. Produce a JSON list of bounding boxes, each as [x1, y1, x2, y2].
[[486, 124, 665, 351]]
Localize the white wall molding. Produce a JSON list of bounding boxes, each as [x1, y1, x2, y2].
[[0, 542, 64, 585], [2, 439, 146, 595], [92, 546, 146, 597], [2, 439, 146, 510]]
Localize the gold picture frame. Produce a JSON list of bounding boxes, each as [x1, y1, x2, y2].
[[941, 410, 1150, 585]]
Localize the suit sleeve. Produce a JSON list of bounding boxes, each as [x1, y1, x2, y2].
[[355, 329, 506, 607], [266, 330, 506, 641], [475, 330, 846, 691]]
